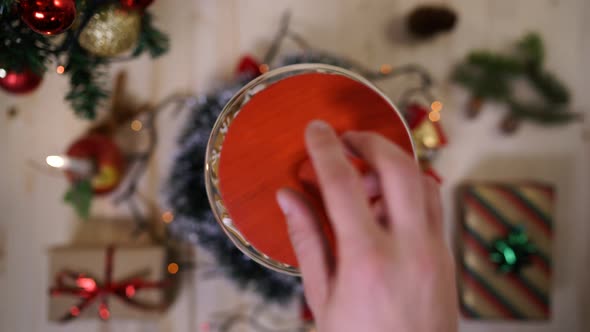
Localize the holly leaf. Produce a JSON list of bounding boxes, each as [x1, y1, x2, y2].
[[64, 180, 94, 220]]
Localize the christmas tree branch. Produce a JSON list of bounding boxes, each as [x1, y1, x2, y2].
[[452, 32, 578, 128], [132, 11, 170, 58], [1, 1, 169, 119], [65, 45, 109, 119], [509, 100, 581, 124], [0, 0, 16, 15], [0, 16, 50, 74]]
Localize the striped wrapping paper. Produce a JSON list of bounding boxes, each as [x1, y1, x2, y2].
[[458, 182, 554, 320]]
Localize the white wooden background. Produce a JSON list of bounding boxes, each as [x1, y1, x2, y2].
[[1, 0, 589, 331]]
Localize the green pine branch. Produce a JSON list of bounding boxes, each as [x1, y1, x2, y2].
[[452, 63, 511, 100], [527, 70, 570, 105], [133, 11, 170, 58], [1, 3, 169, 120], [452, 32, 577, 127], [467, 51, 523, 74], [65, 44, 109, 119], [0, 0, 16, 15], [0, 15, 51, 74], [517, 33, 544, 70], [509, 100, 580, 124]]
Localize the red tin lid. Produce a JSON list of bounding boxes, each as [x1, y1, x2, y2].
[[216, 68, 414, 270]]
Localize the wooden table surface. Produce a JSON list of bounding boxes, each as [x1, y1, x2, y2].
[[1, 0, 589, 331]]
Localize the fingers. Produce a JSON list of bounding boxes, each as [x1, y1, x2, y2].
[[362, 172, 381, 199], [304, 121, 380, 250], [276, 188, 329, 311], [423, 176, 444, 237], [342, 131, 428, 237]]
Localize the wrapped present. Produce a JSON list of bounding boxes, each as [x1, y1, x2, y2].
[[458, 182, 554, 320], [48, 246, 170, 322]]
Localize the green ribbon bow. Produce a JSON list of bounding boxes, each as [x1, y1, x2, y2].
[[489, 226, 536, 274]]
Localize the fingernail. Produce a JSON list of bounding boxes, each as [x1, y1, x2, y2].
[[307, 120, 330, 133], [276, 190, 291, 216]]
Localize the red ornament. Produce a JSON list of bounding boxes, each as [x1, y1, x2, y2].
[[120, 0, 154, 9], [235, 55, 262, 78], [20, 0, 76, 35], [0, 68, 43, 94]]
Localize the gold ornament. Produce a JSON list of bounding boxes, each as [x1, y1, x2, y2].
[[79, 5, 141, 57], [412, 117, 445, 160]]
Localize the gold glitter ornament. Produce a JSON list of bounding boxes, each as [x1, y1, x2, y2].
[[79, 5, 141, 57]]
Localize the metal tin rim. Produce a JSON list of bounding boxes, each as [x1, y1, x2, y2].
[[205, 63, 418, 276]]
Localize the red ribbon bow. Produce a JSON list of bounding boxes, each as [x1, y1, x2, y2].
[[49, 246, 169, 322]]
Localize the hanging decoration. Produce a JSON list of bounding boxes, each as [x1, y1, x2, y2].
[[166, 13, 444, 303], [453, 33, 580, 134], [0, 67, 43, 94], [120, 0, 154, 10], [0, 0, 168, 119], [405, 103, 448, 182], [78, 4, 142, 57], [19, 0, 77, 35]]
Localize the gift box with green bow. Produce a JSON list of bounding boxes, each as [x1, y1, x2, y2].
[[458, 182, 554, 320]]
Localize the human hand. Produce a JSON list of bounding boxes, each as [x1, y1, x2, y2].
[[276, 121, 458, 332]]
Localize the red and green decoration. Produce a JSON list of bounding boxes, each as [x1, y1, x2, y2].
[[453, 33, 580, 134], [0, 0, 168, 119], [63, 134, 125, 219]]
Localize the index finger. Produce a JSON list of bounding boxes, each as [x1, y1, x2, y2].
[[342, 131, 428, 238], [304, 121, 380, 251]]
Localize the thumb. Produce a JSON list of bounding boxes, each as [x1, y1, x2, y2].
[[276, 188, 330, 312]]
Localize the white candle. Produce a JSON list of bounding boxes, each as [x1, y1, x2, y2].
[[46, 155, 94, 177]]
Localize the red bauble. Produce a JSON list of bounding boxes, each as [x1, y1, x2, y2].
[[120, 0, 154, 9], [0, 68, 43, 94], [20, 0, 76, 35], [235, 55, 262, 78]]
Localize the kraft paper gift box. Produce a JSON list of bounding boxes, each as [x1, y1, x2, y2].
[[48, 246, 167, 321]]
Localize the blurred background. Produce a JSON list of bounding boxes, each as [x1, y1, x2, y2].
[[0, 0, 589, 331]]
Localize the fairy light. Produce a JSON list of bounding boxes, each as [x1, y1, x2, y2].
[[431, 101, 443, 112], [428, 111, 441, 122], [167, 262, 179, 274], [56, 65, 65, 74], [99, 304, 110, 320], [76, 277, 97, 292], [259, 64, 270, 73], [0, 68, 6, 78], [380, 64, 393, 74], [70, 307, 80, 317], [131, 119, 143, 132], [125, 285, 136, 298], [162, 211, 174, 223]]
